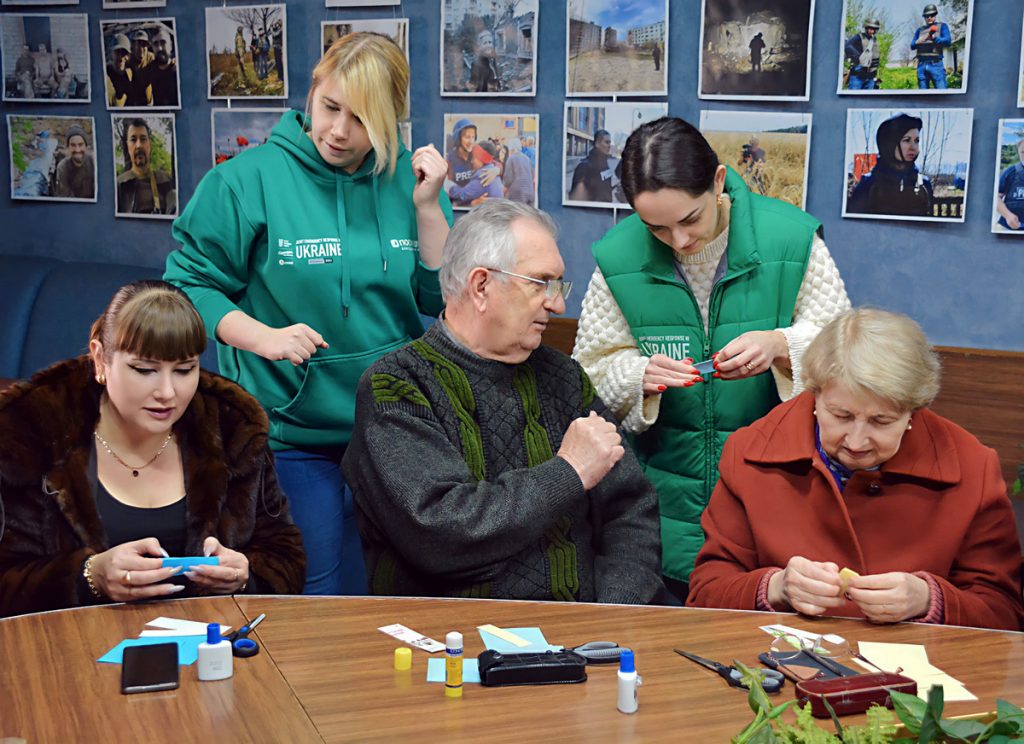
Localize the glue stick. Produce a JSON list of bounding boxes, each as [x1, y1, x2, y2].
[[617, 649, 641, 714], [445, 631, 463, 698]]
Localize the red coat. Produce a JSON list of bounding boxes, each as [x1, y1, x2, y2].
[[687, 392, 1023, 631]]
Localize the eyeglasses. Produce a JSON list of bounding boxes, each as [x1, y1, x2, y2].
[[487, 268, 572, 300], [762, 633, 855, 682]]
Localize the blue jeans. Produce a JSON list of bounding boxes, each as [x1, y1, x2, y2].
[[917, 60, 947, 89], [274, 448, 368, 595], [848, 72, 875, 90]]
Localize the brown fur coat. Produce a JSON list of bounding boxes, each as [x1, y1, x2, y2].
[[0, 356, 306, 617]]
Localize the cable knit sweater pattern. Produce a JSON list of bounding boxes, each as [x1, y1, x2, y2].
[[342, 323, 663, 604], [573, 233, 850, 434]]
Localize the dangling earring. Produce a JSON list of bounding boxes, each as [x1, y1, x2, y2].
[[716, 194, 723, 207]]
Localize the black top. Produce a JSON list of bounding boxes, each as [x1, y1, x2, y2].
[[91, 446, 187, 556]]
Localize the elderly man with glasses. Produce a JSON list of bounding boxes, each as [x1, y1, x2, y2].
[[343, 199, 663, 603]]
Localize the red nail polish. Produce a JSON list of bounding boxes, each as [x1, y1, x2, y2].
[[684, 358, 693, 365], [657, 384, 667, 392], [683, 381, 694, 387], [713, 372, 721, 379], [693, 377, 704, 384], [711, 352, 719, 359]]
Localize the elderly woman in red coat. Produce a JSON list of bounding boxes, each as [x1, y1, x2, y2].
[[687, 308, 1023, 631]]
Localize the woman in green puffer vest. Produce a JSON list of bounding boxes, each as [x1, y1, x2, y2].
[[572, 117, 850, 603]]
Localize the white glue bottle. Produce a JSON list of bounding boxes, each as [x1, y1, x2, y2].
[[445, 631, 463, 698], [617, 649, 642, 714], [197, 623, 233, 681]]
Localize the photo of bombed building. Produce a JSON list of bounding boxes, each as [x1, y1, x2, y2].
[[699, 0, 814, 100], [566, 0, 667, 95], [441, 0, 536, 96]]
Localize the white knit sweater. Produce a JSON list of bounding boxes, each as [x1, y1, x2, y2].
[[572, 232, 850, 434]]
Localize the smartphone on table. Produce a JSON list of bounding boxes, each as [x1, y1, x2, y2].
[[121, 643, 179, 694]]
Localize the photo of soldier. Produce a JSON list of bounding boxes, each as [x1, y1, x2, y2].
[[843, 108, 972, 223], [101, 20, 179, 110], [992, 120, 1024, 235], [699, 0, 814, 101], [1, 12, 90, 103], [912, 3, 950, 89], [838, 0, 973, 94], [442, 0, 536, 96], [112, 114, 178, 219], [205, 4, 287, 99], [8, 115, 97, 202], [844, 17, 881, 90]]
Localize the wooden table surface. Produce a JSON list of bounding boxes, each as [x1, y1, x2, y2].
[[4, 596, 1024, 743]]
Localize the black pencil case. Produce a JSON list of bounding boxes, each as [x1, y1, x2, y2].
[[477, 649, 588, 687]]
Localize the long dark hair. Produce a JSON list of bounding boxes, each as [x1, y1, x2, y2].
[[620, 117, 720, 205]]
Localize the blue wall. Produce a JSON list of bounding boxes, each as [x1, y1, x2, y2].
[[2, 0, 1022, 350]]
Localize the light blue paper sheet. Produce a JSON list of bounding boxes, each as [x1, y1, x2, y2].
[[98, 635, 205, 665], [426, 657, 481, 683], [478, 626, 561, 653]]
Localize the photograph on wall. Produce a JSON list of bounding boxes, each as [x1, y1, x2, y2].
[[842, 107, 972, 223], [441, 0, 536, 96], [3, 0, 78, 5], [211, 107, 286, 167], [699, 110, 812, 209], [566, 0, 667, 97], [205, 4, 286, 100], [1, 13, 90, 103], [322, 18, 407, 57], [100, 18, 180, 110], [698, 0, 814, 101], [443, 114, 538, 210], [326, 0, 398, 6], [103, 0, 166, 8], [1017, 18, 1024, 107], [8, 115, 96, 202], [111, 113, 177, 219], [991, 119, 1024, 235], [563, 102, 667, 208], [838, 0, 973, 94]]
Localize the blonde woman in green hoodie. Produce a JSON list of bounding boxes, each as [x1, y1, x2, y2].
[[166, 33, 452, 595]]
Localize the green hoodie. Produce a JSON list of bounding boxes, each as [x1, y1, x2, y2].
[[165, 110, 452, 450]]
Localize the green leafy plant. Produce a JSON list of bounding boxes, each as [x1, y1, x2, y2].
[[731, 661, 1024, 743]]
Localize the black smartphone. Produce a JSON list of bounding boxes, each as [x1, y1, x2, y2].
[[120, 643, 180, 694]]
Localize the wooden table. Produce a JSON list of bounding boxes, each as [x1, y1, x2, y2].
[[4, 596, 1024, 743]]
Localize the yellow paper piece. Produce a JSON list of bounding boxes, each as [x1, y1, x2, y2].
[[857, 641, 976, 702], [838, 567, 860, 595], [477, 624, 530, 647]]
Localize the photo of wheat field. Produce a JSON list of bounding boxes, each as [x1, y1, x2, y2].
[[700, 110, 812, 209]]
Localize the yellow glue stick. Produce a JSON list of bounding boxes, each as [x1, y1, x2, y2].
[[445, 631, 463, 698]]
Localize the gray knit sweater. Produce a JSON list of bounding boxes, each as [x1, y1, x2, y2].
[[342, 323, 662, 603]]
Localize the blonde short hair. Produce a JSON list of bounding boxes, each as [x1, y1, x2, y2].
[[308, 32, 408, 177], [802, 308, 941, 411]]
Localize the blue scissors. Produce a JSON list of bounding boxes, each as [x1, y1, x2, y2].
[[223, 613, 265, 658], [674, 649, 784, 693]]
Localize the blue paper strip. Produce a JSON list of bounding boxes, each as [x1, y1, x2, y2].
[[98, 635, 205, 665], [426, 657, 480, 684], [162, 557, 219, 571]]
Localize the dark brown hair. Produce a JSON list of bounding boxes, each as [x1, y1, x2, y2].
[[620, 117, 720, 205], [90, 280, 206, 361]]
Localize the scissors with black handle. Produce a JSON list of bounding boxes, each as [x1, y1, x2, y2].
[[674, 649, 784, 694]]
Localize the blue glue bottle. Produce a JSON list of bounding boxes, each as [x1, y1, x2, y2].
[[617, 649, 642, 714], [197, 623, 233, 681]]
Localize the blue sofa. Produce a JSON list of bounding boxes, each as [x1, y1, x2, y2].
[[0, 254, 217, 382]]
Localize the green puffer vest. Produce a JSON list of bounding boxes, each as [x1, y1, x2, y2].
[[593, 168, 818, 582]]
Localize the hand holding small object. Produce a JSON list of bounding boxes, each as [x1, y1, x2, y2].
[[713, 330, 787, 379], [845, 571, 930, 623], [256, 323, 328, 365], [88, 537, 183, 601], [767, 556, 844, 615], [642, 354, 702, 395], [558, 411, 624, 490], [184, 537, 250, 595]]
